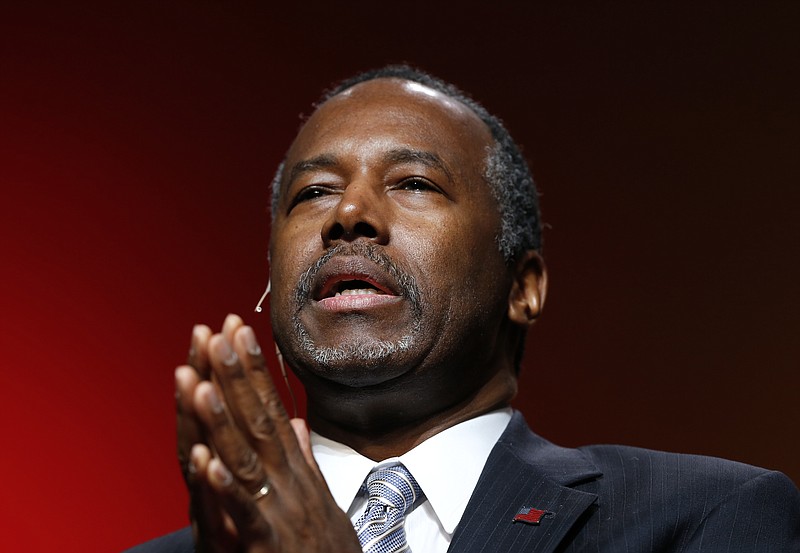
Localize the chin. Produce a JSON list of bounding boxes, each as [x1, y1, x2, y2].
[[290, 332, 424, 387], [282, 304, 430, 386]]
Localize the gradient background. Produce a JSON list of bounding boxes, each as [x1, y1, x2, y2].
[[2, 2, 798, 551]]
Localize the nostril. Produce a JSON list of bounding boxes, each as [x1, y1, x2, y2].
[[324, 220, 380, 244], [328, 222, 344, 240], [354, 222, 377, 239]]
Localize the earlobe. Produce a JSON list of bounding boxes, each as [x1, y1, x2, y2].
[[508, 251, 547, 325]]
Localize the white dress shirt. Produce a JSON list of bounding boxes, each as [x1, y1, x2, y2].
[[311, 408, 512, 553]]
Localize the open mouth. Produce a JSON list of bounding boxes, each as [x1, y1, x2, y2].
[[329, 279, 387, 297], [317, 275, 395, 300]]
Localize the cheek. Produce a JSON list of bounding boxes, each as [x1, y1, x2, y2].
[[395, 215, 463, 267], [270, 227, 320, 302], [397, 214, 504, 305]]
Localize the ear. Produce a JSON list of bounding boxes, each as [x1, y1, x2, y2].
[[508, 250, 547, 325]]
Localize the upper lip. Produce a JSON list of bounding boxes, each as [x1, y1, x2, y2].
[[312, 256, 400, 300]]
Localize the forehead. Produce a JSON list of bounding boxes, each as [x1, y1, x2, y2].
[[284, 78, 494, 172]]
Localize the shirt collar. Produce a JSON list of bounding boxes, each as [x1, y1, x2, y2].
[[311, 408, 512, 535], [311, 432, 375, 515]]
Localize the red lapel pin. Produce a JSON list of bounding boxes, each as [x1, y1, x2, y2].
[[513, 507, 554, 525]]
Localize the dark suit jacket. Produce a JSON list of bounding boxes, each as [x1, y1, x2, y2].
[[125, 412, 800, 552]]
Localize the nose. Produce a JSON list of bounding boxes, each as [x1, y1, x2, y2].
[[321, 178, 389, 247]]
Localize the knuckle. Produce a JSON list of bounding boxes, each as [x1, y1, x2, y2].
[[266, 393, 289, 420], [221, 358, 246, 379], [232, 449, 263, 484], [249, 410, 275, 439]]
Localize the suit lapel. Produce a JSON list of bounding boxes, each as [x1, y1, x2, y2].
[[448, 413, 601, 553]]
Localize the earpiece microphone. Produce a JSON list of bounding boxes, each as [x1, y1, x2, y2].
[[254, 280, 271, 313], [253, 279, 298, 417]]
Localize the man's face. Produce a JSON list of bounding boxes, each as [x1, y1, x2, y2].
[[269, 78, 514, 393]]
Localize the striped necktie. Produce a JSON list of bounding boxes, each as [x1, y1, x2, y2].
[[353, 463, 423, 553]]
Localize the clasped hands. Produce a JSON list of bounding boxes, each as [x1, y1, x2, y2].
[[175, 314, 362, 553]]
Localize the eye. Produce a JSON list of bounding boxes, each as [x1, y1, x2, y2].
[[397, 177, 440, 193], [289, 186, 331, 210]]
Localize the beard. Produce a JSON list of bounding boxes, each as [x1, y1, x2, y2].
[[289, 242, 424, 372]]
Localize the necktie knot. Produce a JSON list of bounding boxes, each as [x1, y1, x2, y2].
[[354, 463, 423, 553], [365, 464, 421, 513]]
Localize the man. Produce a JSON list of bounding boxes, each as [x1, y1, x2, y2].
[[128, 66, 800, 552]]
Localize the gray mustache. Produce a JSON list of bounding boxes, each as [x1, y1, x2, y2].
[[293, 242, 422, 315]]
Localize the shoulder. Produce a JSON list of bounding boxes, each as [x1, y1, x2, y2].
[[496, 411, 796, 496], [577, 442, 798, 499], [579, 442, 778, 486], [576, 443, 800, 550], [501, 412, 797, 505], [497, 414, 800, 550], [122, 527, 194, 553]]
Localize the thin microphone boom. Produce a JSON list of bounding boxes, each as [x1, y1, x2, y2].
[[253, 279, 298, 418], [275, 343, 298, 418], [254, 280, 271, 313]]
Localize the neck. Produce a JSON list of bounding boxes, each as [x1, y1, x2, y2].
[[305, 368, 517, 460]]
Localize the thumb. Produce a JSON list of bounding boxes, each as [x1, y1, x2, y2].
[[289, 418, 316, 468]]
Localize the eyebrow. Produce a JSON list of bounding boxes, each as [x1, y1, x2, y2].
[[384, 148, 454, 183], [287, 154, 338, 186], [286, 148, 454, 187]]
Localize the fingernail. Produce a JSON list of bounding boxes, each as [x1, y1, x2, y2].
[[217, 339, 238, 367], [189, 325, 200, 356], [187, 458, 197, 475], [223, 313, 241, 333], [208, 386, 224, 414], [240, 326, 262, 356], [211, 460, 232, 486], [189, 325, 200, 355]]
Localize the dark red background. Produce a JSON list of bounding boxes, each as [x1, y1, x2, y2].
[[2, 3, 798, 551]]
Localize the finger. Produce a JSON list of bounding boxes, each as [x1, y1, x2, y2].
[[233, 325, 273, 407], [190, 445, 238, 553], [176, 366, 204, 482], [188, 324, 213, 379], [206, 458, 274, 552], [233, 326, 293, 433], [289, 418, 318, 472], [289, 418, 326, 483], [194, 379, 269, 496], [232, 328, 311, 476], [179, 369, 231, 553], [206, 456, 361, 553], [210, 333, 295, 471], [221, 313, 244, 345]]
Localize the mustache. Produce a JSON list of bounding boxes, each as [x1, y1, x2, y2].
[[293, 242, 422, 313]]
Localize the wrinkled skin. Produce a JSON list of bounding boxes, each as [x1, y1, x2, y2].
[[176, 316, 362, 553], [177, 78, 547, 552]]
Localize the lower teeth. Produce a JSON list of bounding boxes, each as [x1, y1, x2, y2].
[[334, 289, 380, 297]]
